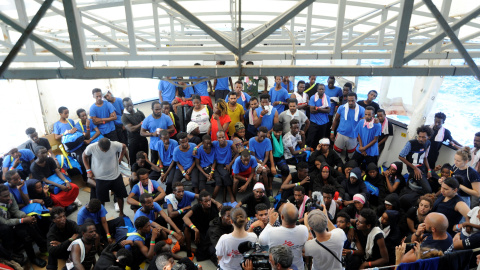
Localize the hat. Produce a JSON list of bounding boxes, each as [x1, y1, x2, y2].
[[101, 89, 110, 97], [235, 122, 245, 132], [186, 122, 199, 134], [350, 167, 361, 179], [318, 138, 330, 145], [253, 182, 265, 191], [385, 201, 393, 206], [353, 194, 366, 204]]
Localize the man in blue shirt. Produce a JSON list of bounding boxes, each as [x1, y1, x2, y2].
[[90, 88, 119, 141], [77, 198, 125, 245], [104, 90, 127, 145], [194, 135, 216, 193], [213, 61, 234, 101], [232, 150, 258, 199], [306, 83, 331, 149], [158, 77, 178, 103], [352, 106, 382, 170], [269, 76, 290, 114], [121, 216, 158, 269], [325, 76, 343, 136], [331, 92, 365, 160], [165, 182, 197, 232], [249, 126, 276, 197], [253, 94, 279, 133], [169, 132, 198, 194], [3, 170, 28, 208], [2, 148, 35, 180], [127, 168, 166, 212], [140, 101, 175, 165], [212, 131, 238, 205], [156, 130, 178, 185]]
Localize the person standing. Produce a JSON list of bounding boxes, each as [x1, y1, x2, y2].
[[209, 99, 231, 141], [352, 106, 381, 169], [324, 76, 343, 132], [269, 76, 290, 114], [226, 92, 245, 137], [357, 90, 380, 114], [186, 95, 213, 139], [227, 81, 251, 111], [278, 98, 309, 135], [240, 61, 268, 98], [140, 101, 175, 165], [83, 138, 128, 216], [377, 109, 393, 154], [290, 81, 309, 115], [190, 64, 213, 108], [104, 90, 128, 144], [90, 88, 119, 141], [213, 61, 234, 101], [158, 77, 178, 104], [122, 97, 148, 166], [307, 84, 330, 149], [427, 112, 462, 169], [304, 76, 319, 99]]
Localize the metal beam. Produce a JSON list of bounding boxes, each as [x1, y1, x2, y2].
[[241, 0, 316, 55], [14, 0, 35, 56], [163, 0, 238, 54], [0, 12, 74, 65], [442, 30, 480, 50], [0, 0, 54, 77], [63, 0, 85, 69], [1, 65, 475, 80], [377, 9, 388, 45], [423, 0, 480, 78], [305, 4, 313, 46], [434, 0, 451, 53], [391, 0, 414, 68], [404, 4, 480, 64], [124, 0, 137, 53], [333, 0, 346, 58], [152, 2, 161, 49]]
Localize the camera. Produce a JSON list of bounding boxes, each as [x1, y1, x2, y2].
[[238, 241, 271, 270], [306, 191, 324, 212]]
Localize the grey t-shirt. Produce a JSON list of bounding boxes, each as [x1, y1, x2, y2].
[[84, 141, 123, 180], [305, 228, 346, 270], [278, 110, 308, 134]]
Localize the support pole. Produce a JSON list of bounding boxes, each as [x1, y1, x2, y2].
[[0, 0, 53, 77]]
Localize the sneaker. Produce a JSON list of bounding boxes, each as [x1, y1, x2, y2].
[[114, 202, 120, 212], [11, 253, 26, 265], [171, 241, 181, 254], [74, 198, 82, 207], [165, 238, 173, 245]]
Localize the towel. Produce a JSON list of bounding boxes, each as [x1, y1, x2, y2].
[[66, 239, 85, 270], [379, 217, 391, 238], [344, 104, 360, 121], [365, 227, 384, 260], [328, 200, 337, 220], [285, 109, 299, 120], [363, 119, 374, 129], [240, 92, 246, 102], [165, 194, 178, 210], [264, 105, 273, 115], [271, 133, 284, 158], [314, 93, 329, 108], [430, 125, 445, 142], [298, 195, 310, 218], [248, 109, 255, 126], [381, 118, 390, 135], [138, 179, 154, 195]]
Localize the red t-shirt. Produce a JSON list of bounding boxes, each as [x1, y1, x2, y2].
[[210, 114, 231, 141]]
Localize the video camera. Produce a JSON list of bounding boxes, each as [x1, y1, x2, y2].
[[238, 241, 271, 270], [306, 191, 324, 212]]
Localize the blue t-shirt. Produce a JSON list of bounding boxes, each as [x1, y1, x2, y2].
[[142, 114, 174, 149], [249, 137, 272, 161], [336, 104, 365, 138], [89, 102, 116, 135], [130, 180, 160, 197], [254, 107, 277, 131], [268, 87, 290, 114], [77, 205, 107, 225], [215, 77, 230, 91], [232, 156, 258, 174], [53, 119, 76, 135], [325, 86, 343, 115], [190, 76, 209, 96], [4, 182, 27, 205], [173, 143, 197, 169], [308, 94, 330, 125], [75, 120, 98, 134], [355, 120, 382, 156], [194, 145, 216, 168], [183, 86, 195, 99], [133, 202, 162, 222], [226, 92, 251, 111], [155, 139, 178, 166], [2, 149, 35, 170], [110, 98, 124, 126], [158, 80, 177, 103], [166, 191, 196, 209], [125, 233, 145, 251], [273, 81, 294, 92], [212, 140, 234, 165]]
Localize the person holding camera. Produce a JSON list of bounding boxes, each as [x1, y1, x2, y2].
[[304, 209, 346, 270], [242, 245, 294, 270], [216, 207, 257, 270]]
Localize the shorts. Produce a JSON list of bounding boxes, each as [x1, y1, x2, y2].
[[214, 164, 233, 187], [96, 174, 128, 203], [273, 157, 290, 177], [233, 167, 252, 178], [333, 133, 357, 153]]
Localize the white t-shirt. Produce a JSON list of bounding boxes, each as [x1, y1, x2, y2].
[[216, 232, 258, 270], [258, 224, 309, 270], [305, 229, 346, 270], [191, 106, 211, 134], [84, 141, 122, 180], [470, 148, 480, 170], [294, 92, 308, 114], [463, 206, 480, 237]]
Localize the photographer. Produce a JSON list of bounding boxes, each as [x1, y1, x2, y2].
[[216, 207, 257, 270], [242, 245, 294, 270]]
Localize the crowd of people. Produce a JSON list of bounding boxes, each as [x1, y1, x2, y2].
[[1, 70, 480, 270]]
